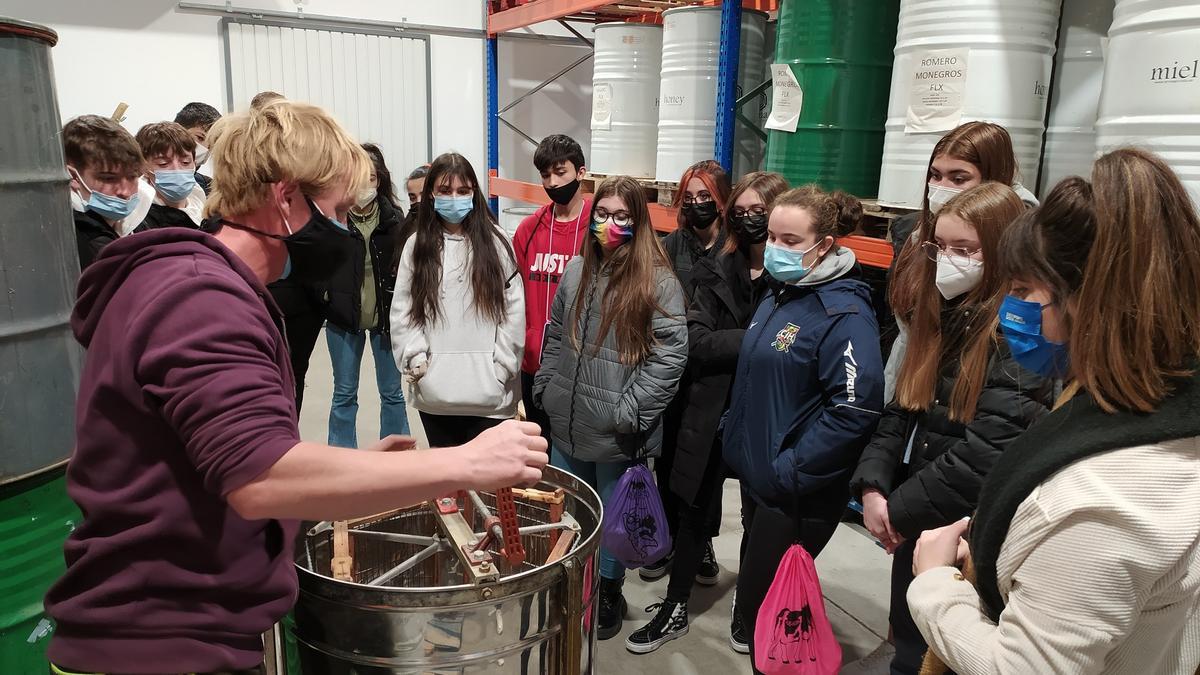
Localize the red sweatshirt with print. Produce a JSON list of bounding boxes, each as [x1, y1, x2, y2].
[[512, 198, 591, 375]]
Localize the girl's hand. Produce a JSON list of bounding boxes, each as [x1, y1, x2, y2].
[[913, 518, 970, 576], [862, 489, 903, 553]]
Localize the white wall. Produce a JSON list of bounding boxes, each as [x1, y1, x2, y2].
[[0, 1, 597, 205], [0, 0, 489, 176]]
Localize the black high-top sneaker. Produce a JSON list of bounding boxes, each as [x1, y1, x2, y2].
[[695, 539, 720, 586], [729, 593, 750, 654], [639, 549, 674, 581], [598, 577, 627, 640], [625, 600, 689, 654]]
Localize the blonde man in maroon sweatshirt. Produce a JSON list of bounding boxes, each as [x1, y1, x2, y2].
[[43, 100, 547, 675]]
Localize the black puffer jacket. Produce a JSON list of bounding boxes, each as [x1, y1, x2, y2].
[[322, 197, 404, 333], [670, 247, 769, 504], [661, 225, 725, 299], [850, 308, 1053, 540]]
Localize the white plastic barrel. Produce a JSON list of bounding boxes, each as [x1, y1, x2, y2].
[[590, 23, 663, 178], [1095, 0, 1200, 204], [1038, 0, 1113, 195], [877, 0, 1061, 209], [655, 7, 769, 183]]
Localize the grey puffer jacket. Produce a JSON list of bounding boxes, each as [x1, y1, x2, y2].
[[533, 256, 688, 463]]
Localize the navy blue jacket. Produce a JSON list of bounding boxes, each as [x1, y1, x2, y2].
[[722, 274, 885, 510]]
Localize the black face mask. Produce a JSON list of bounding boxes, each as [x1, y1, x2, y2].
[[731, 213, 769, 244], [221, 196, 354, 283], [544, 178, 581, 206], [681, 201, 719, 229]]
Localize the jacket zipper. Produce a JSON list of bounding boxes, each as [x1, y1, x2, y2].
[[566, 275, 598, 451], [729, 291, 788, 434]]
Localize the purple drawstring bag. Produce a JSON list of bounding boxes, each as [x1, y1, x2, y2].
[[601, 463, 672, 568]]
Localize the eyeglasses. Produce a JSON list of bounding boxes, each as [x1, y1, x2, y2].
[[730, 205, 767, 218], [681, 193, 713, 206], [921, 240, 981, 262], [593, 208, 632, 227]]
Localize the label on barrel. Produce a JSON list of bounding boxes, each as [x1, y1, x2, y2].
[[765, 64, 802, 133], [906, 48, 969, 133], [592, 83, 613, 131]]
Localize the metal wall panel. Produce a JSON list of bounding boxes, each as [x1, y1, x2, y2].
[[224, 19, 432, 203]]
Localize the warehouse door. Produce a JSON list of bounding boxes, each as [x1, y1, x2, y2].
[[223, 19, 432, 200]]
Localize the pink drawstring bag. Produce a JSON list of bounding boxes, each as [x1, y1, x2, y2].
[[754, 544, 842, 675]]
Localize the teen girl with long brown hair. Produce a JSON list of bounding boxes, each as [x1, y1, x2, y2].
[[851, 183, 1052, 674], [390, 152, 524, 447], [909, 148, 1200, 675], [627, 171, 790, 655], [882, 122, 1038, 403], [534, 175, 688, 641]]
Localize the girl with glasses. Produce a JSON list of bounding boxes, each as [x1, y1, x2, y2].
[[850, 182, 1053, 675], [909, 148, 1200, 675], [534, 175, 688, 641]]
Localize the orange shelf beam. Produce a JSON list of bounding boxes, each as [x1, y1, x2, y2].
[[489, 0, 613, 35], [839, 235, 894, 269], [490, 176, 893, 266]]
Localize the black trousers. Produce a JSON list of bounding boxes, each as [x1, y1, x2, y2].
[[736, 485, 843, 675], [665, 437, 729, 604], [284, 307, 324, 413], [419, 412, 505, 448], [889, 538, 927, 675], [520, 371, 553, 448]]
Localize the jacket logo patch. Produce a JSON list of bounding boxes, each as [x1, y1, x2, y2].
[[844, 341, 858, 403], [772, 323, 800, 353]]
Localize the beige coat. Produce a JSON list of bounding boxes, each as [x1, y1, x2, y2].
[[909, 439, 1200, 674]]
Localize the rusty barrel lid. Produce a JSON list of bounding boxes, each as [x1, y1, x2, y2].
[[0, 17, 58, 46]]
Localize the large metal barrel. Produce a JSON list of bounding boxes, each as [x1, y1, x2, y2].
[[1096, 0, 1200, 204], [877, 0, 1061, 208], [654, 6, 769, 182], [764, 0, 899, 197], [1037, 0, 1112, 195], [590, 23, 663, 179], [0, 17, 82, 485], [292, 467, 603, 674]]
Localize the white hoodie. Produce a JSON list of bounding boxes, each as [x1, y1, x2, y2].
[[391, 228, 525, 419]]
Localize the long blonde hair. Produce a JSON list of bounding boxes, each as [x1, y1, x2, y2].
[[573, 176, 675, 364]]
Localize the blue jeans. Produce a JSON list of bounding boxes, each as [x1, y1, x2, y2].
[[327, 325, 409, 447], [550, 447, 636, 581]]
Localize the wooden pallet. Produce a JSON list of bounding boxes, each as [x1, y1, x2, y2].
[[583, 172, 679, 207]]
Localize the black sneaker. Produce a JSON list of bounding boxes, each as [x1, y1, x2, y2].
[[729, 595, 749, 654], [695, 540, 719, 586], [639, 550, 674, 581], [625, 600, 689, 654], [598, 578, 627, 641]]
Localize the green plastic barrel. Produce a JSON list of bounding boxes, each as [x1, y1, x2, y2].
[[0, 469, 79, 672], [765, 1, 900, 197]]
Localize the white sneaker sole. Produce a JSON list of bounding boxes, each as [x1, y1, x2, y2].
[[694, 570, 720, 586], [729, 636, 750, 654], [625, 625, 689, 654]]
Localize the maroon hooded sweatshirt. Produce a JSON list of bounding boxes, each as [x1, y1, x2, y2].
[[44, 228, 302, 673]]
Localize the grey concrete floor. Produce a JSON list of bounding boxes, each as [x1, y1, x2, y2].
[[299, 328, 893, 674]]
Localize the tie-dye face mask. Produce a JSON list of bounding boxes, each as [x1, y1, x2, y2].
[[591, 207, 634, 250]]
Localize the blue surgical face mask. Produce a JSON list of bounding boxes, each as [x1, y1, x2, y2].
[[998, 295, 1069, 378], [434, 195, 474, 224], [154, 169, 197, 203], [764, 241, 819, 284], [71, 167, 139, 222]]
